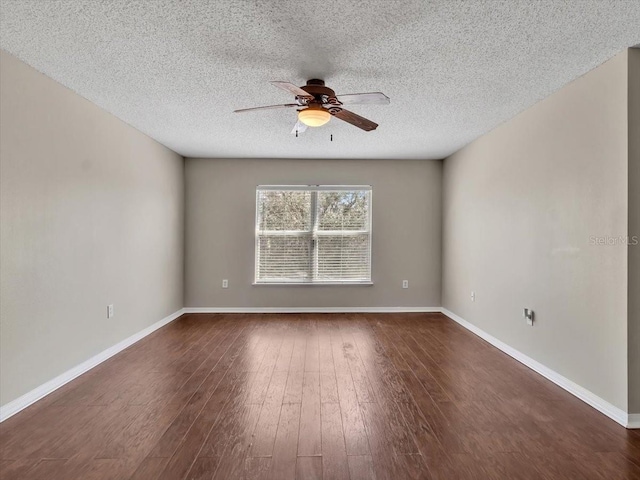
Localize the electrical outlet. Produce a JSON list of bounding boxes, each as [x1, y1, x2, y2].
[[222, 279, 229, 289], [107, 304, 114, 319], [402, 280, 409, 289], [471, 291, 475, 302]]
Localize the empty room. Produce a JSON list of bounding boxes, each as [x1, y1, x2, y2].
[[1, 1, 639, 479]]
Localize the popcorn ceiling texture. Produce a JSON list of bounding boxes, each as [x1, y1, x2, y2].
[[1, 0, 639, 159]]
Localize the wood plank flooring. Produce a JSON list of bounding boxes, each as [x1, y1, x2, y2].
[[1, 313, 639, 479]]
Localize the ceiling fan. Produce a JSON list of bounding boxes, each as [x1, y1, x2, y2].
[[234, 79, 390, 134]]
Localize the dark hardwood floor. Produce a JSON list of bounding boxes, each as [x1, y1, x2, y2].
[[1, 313, 639, 479]]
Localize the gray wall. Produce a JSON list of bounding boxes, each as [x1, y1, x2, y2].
[[0, 51, 185, 406], [442, 52, 629, 411], [185, 158, 442, 308], [629, 49, 640, 415]]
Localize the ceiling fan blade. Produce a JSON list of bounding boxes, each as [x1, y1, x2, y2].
[[335, 92, 390, 105], [234, 103, 298, 113], [290, 120, 308, 135], [332, 108, 378, 131], [270, 81, 314, 99]]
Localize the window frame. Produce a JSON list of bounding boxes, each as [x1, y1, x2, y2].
[[254, 185, 373, 285]]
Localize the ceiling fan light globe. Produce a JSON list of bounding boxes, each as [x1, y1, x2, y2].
[[298, 108, 331, 127]]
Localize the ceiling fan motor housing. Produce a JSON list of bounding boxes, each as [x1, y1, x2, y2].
[[300, 79, 338, 105]]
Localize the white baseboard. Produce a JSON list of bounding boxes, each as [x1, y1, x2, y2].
[[0, 308, 185, 423], [440, 308, 636, 429], [628, 414, 640, 429], [183, 306, 441, 314]]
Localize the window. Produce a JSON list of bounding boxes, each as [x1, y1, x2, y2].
[[255, 185, 372, 284]]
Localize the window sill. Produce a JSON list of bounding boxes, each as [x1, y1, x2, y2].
[[252, 281, 374, 286]]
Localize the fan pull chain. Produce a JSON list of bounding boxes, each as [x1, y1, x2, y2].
[[330, 134, 333, 142], [295, 129, 298, 138]]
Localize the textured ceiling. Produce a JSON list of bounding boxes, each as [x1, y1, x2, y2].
[[1, 1, 639, 159]]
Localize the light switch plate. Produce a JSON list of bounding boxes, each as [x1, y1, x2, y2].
[[523, 308, 534, 326]]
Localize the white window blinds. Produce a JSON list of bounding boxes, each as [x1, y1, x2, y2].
[[255, 186, 372, 284]]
